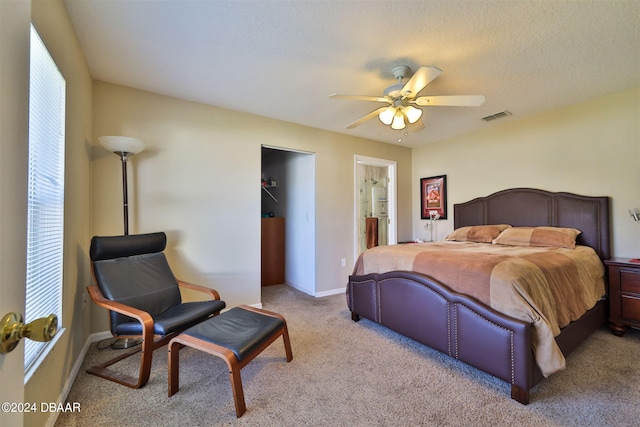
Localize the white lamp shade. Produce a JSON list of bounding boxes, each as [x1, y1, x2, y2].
[[403, 106, 423, 124], [99, 136, 145, 154], [391, 111, 406, 130], [378, 107, 396, 125]]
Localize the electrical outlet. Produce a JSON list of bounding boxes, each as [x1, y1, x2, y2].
[[341, 258, 347, 267]]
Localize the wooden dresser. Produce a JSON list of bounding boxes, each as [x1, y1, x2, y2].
[[261, 217, 284, 286], [605, 258, 640, 336]]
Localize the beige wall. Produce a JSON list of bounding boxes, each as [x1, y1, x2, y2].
[[412, 87, 640, 258], [91, 81, 413, 333], [13, 1, 94, 427]]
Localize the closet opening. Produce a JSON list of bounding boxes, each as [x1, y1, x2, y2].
[[261, 146, 316, 297]]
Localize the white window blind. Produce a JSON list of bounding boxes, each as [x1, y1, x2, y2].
[[25, 25, 65, 372]]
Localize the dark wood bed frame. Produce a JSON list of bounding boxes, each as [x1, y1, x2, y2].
[[346, 188, 610, 404]]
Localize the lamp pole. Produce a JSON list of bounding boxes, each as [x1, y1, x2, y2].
[[98, 136, 145, 349], [118, 151, 131, 235], [98, 136, 145, 236]]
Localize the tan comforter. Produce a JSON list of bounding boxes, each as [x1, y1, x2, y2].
[[353, 241, 606, 376]]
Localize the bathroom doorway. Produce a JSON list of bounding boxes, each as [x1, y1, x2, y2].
[[354, 155, 397, 259]]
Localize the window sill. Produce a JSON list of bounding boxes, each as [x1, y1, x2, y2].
[[24, 327, 66, 384]]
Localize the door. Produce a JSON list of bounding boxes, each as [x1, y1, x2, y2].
[[0, 257, 27, 427], [354, 156, 397, 258], [0, 1, 30, 423]]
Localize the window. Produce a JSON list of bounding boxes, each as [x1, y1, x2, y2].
[[25, 24, 65, 372]]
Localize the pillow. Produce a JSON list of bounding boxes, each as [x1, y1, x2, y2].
[[492, 226, 581, 249], [445, 224, 512, 243]]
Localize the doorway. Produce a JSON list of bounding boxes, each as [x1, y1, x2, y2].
[[354, 156, 397, 259], [261, 146, 316, 296]]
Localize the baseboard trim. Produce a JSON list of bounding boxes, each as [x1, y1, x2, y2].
[[284, 280, 314, 296], [283, 280, 345, 298], [315, 287, 346, 298], [45, 332, 100, 427]]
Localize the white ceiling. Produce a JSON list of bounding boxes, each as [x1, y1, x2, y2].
[[63, 0, 640, 148]]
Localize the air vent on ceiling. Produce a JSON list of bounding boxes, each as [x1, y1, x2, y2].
[[482, 110, 512, 121]]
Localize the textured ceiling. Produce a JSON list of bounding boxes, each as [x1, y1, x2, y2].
[[63, 0, 639, 148]]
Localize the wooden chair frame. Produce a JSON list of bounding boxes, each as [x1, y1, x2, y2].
[[168, 305, 293, 417], [86, 279, 221, 389]]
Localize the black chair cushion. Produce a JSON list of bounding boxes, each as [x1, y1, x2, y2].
[[91, 232, 167, 261], [93, 252, 183, 333], [182, 307, 284, 361], [114, 299, 227, 336]]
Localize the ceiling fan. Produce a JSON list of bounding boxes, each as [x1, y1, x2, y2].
[[330, 65, 485, 130]]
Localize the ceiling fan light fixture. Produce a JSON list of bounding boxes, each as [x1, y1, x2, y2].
[[331, 66, 483, 130], [391, 111, 406, 130], [403, 105, 423, 124], [378, 107, 395, 125]]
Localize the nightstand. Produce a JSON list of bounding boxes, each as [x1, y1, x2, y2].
[[605, 258, 640, 336]]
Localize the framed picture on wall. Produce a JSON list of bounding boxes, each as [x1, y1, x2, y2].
[[420, 175, 447, 220]]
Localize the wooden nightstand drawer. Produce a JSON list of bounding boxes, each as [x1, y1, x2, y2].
[[620, 269, 640, 294], [621, 295, 640, 322], [604, 258, 640, 336]]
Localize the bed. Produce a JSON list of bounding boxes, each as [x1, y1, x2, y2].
[[346, 188, 610, 404]]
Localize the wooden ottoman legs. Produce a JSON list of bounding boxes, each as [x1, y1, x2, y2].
[[168, 306, 293, 417]]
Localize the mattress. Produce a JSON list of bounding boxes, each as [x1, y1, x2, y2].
[[352, 241, 606, 376]]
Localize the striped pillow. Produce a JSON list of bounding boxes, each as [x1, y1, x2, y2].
[[492, 226, 581, 249]]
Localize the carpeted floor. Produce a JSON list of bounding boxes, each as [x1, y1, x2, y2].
[[56, 284, 640, 426]]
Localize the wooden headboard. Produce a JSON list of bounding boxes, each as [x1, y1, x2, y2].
[[454, 188, 610, 260]]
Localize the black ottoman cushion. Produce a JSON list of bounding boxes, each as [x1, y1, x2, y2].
[[182, 307, 284, 361]]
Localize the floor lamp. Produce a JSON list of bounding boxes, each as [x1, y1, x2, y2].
[[98, 136, 145, 349]]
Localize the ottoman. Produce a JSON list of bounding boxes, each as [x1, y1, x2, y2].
[[168, 305, 293, 417]]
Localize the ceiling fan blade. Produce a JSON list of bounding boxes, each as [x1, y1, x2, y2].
[[345, 107, 388, 129], [401, 66, 442, 99], [407, 120, 425, 132], [330, 94, 390, 103], [413, 95, 485, 107]]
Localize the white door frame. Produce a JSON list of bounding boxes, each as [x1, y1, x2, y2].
[[262, 145, 317, 296], [353, 155, 397, 261]]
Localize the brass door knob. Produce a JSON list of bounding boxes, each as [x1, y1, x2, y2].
[[0, 312, 58, 354]]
